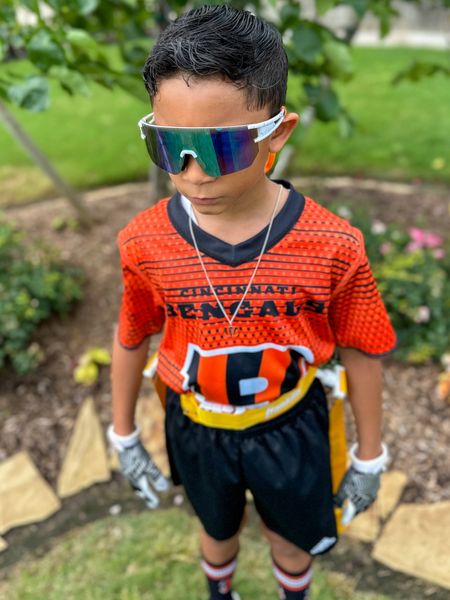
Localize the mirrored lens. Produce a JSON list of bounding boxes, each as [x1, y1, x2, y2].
[[141, 125, 259, 177], [210, 129, 259, 175], [144, 128, 185, 174]]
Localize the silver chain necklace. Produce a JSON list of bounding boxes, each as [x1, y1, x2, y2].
[[188, 185, 283, 337]]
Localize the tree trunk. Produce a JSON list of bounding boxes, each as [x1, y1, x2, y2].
[[146, 0, 172, 205], [0, 100, 91, 228]]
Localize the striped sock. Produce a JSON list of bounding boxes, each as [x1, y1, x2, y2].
[[272, 559, 313, 599], [201, 555, 238, 599]]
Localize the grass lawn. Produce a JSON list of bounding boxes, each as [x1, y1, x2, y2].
[[289, 47, 450, 183], [0, 508, 392, 600], [0, 46, 448, 207]]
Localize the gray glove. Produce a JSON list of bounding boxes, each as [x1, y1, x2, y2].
[[334, 443, 388, 525], [107, 425, 170, 509]]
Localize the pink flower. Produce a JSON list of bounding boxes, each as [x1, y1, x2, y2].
[[407, 228, 443, 252], [433, 248, 445, 259]]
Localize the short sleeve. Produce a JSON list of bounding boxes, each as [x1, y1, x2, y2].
[[329, 249, 397, 357], [118, 259, 165, 349]]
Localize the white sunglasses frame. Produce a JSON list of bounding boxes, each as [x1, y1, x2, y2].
[[138, 108, 286, 144]]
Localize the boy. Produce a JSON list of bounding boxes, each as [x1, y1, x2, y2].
[[108, 6, 396, 599]]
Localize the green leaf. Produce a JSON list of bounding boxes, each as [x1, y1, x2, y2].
[[291, 25, 322, 64], [17, 0, 39, 11], [114, 73, 148, 103], [392, 60, 450, 85], [45, 0, 98, 16], [317, 88, 340, 121], [315, 0, 335, 16], [7, 76, 49, 111], [370, 0, 398, 38], [340, 0, 369, 18], [322, 39, 353, 79], [48, 65, 91, 96], [27, 30, 65, 71], [0, 4, 16, 26], [280, 4, 301, 29], [0, 40, 5, 62], [76, 0, 99, 15], [337, 110, 355, 138], [120, 0, 139, 7], [304, 83, 340, 121], [0, 82, 8, 101], [66, 28, 101, 60], [119, 42, 148, 68]]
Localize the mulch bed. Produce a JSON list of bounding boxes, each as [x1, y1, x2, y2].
[[0, 178, 449, 504]]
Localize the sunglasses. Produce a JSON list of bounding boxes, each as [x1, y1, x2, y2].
[[137, 109, 285, 177]]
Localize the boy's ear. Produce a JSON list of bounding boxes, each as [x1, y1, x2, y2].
[[268, 108, 299, 153]]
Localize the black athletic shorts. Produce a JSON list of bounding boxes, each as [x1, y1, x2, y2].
[[165, 379, 338, 555]]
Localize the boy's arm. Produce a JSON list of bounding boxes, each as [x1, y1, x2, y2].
[[339, 347, 383, 460], [111, 326, 151, 435], [334, 347, 389, 524], [109, 327, 169, 508]]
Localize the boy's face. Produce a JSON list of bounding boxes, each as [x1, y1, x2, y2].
[[152, 76, 298, 216]]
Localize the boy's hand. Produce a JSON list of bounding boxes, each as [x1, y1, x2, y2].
[[107, 425, 170, 509], [334, 443, 388, 525]]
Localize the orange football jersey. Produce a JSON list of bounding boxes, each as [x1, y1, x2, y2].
[[117, 183, 396, 405]]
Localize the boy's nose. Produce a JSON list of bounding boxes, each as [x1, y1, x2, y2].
[[181, 155, 216, 184]]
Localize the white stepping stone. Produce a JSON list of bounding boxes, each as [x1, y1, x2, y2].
[[0, 451, 61, 535], [373, 502, 450, 590], [343, 470, 408, 542], [57, 397, 110, 497]]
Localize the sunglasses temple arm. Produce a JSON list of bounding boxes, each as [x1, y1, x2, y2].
[[253, 110, 285, 143], [138, 119, 146, 140], [137, 112, 155, 140]]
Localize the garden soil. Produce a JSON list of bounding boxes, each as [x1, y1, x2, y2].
[[0, 178, 449, 598]]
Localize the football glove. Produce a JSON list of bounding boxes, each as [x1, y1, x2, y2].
[[334, 443, 389, 525], [107, 425, 170, 509]]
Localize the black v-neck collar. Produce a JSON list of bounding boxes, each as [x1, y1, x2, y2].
[[167, 180, 305, 267]]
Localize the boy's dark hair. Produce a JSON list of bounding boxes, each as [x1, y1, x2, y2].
[[143, 4, 288, 116]]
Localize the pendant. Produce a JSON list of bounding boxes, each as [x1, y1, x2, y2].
[[224, 325, 239, 338]]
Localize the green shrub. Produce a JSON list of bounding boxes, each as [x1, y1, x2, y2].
[[331, 204, 450, 363], [0, 215, 83, 373]]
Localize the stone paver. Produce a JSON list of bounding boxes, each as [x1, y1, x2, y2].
[[372, 502, 450, 590], [344, 504, 381, 542], [377, 470, 408, 520], [136, 390, 169, 476], [0, 451, 61, 534], [57, 397, 110, 497], [343, 470, 408, 542]]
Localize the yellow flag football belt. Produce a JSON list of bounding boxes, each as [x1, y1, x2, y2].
[[179, 366, 318, 430]]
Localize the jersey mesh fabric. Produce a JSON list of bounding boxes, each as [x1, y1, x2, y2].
[[117, 191, 396, 405]]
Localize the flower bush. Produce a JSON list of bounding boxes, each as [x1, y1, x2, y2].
[[332, 204, 449, 363], [0, 215, 83, 373]]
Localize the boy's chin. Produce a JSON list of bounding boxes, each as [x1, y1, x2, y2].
[[188, 196, 221, 207], [190, 201, 227, 216]]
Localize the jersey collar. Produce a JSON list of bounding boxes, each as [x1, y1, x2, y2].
[[167, 180, 305, 267]]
